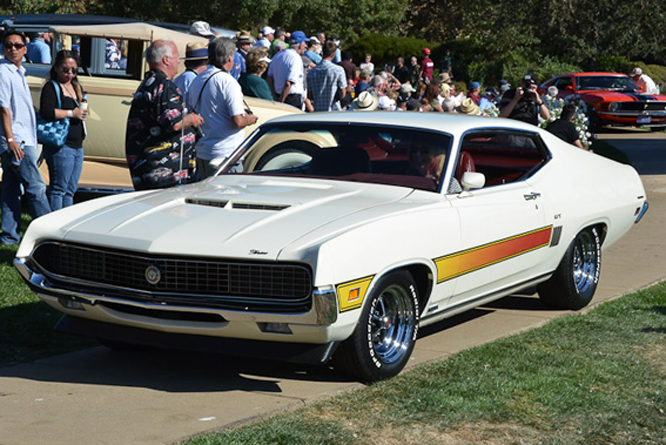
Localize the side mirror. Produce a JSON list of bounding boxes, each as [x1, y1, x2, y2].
[[461, 171, 485, 191]]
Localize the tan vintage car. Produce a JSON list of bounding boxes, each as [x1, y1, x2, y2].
[[5, 20, 300, 192]]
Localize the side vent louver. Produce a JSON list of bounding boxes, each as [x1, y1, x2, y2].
[[550, 226, 563, 247]]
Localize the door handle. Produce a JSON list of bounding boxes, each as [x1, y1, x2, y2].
[[524, 192, 541, 201]]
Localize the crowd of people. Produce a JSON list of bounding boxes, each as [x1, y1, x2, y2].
[[0, 22, 658, 244]]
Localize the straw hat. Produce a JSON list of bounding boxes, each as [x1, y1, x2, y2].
[[439, 72, 451, 83], [440, 83, 451, 96], [236, 31, 255, 45], [458, 98, 480, 115], [181, 41, 208, 60], [352, 91, 380, 111]]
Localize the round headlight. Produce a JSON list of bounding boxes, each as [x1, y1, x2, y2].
[[609, 102, 619, 112]]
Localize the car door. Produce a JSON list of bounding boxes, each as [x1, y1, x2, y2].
[[443, 130, 552, 307]]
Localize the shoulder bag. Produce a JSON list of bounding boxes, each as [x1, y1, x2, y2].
[[36, 80, 71, 147]]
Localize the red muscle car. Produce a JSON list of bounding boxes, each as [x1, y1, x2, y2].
[[539, 72, 666, 131]]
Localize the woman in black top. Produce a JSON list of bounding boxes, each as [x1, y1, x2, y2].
[[40, 49, 87, 210]]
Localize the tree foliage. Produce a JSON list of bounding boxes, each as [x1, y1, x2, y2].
[[2, 0, 663, 70], [88, 0, 408, 42], [405, 0, 666, 66]]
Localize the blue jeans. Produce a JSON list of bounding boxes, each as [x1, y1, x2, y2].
[[43, 144, 84, 210], [1, 145, 51, 244]]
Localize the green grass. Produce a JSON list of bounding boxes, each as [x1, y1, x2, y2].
[[184, 283, 666, 445], [0, 215, 94, 367]]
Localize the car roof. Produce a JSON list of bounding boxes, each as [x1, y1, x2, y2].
[[263, 112, 542, 138], [0, 13, 236, 38]]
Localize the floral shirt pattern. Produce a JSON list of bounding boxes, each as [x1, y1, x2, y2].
[[125, 70, 196, 190]]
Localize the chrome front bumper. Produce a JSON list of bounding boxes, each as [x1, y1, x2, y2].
[[14, 258, 339, 326]]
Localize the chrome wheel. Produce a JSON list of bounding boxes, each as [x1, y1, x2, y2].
[[572, 230, 599, 295], [538, 227, 601, 310], [334, 271, 419, 382], [370, 284, 417, 365]]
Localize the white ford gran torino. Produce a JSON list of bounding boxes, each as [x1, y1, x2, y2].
[[15, 112, 648, 382]]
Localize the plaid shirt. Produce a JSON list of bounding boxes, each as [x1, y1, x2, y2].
[[307, 60, 347, 112]]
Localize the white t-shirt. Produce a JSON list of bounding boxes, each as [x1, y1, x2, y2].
[[187, 67, 246, 161], [267, 48, 305, 97], [636, 74, 659, 95]]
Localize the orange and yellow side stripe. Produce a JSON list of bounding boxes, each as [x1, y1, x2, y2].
[[434, 226, 553, 283], [336, 226, 553, 313]]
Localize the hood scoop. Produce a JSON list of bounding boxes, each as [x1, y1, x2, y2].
[[186, 198, 229, 208], [186, 198, 289, 211], [231, 202, 290, 211]]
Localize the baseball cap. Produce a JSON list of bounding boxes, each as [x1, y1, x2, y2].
[[289, 31, 307, 45], [262, 26, 275, 36], [523, 73, 539, 84], [400, 83, 416, 94], [190, 21, 214, 37]]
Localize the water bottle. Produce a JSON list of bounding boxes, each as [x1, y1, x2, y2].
[[80, 93, 88, 116]]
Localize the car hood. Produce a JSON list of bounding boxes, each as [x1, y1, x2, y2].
[[54, 176, 417, 260], [579, 91, 666, 102]]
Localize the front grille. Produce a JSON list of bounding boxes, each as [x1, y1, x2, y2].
[[616, 101, 666, 112], [31, 242, 312, 313]]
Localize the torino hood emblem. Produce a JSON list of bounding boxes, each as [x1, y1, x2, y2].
[[145, 265, 162, 285]]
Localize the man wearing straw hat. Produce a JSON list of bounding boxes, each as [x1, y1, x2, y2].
[[230, 31, 255, 80], [174, 41, 208, 102]]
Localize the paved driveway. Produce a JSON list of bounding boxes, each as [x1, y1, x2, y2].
[[1, 131, 665, 445]]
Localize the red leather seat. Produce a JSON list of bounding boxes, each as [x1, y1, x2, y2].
[[455, 151, 476, 182]]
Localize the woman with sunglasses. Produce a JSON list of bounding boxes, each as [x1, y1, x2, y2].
[[39, 49, 87, 210]]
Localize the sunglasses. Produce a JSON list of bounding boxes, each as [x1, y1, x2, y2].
[[60, 67, 78, 74], [4, 42, 26, 50]]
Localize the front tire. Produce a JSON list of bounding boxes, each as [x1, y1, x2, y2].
[[334, 271, 420, 383], [538, 227, 601, 310]]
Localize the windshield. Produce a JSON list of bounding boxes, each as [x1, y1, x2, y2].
[[576, 76, 638, 92], [219, 123, 454, 193]]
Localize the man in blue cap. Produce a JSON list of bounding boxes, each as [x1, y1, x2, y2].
[[468, 81, 482, 105], [268, 30, 308, 109]]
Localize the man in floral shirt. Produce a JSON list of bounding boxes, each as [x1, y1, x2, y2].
[[125, 39, 204, 190]]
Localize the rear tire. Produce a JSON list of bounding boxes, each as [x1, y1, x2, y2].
[[333, 271, 419, 383], [538, 227, 601, 310]]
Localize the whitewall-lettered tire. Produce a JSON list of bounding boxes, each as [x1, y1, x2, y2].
[[538, 227, 601, 310], [334, 271, 420, 383]]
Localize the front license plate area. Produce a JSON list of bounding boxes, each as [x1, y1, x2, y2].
[[637, 115, 652, 124]]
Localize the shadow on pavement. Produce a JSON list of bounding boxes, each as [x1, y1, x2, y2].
[[0, 342, 354, 393], [595, 127, 666, 175]]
